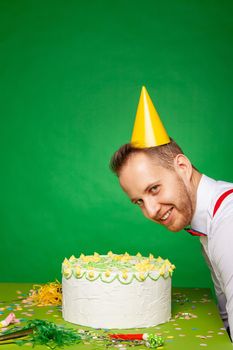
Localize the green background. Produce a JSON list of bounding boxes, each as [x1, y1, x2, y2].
[[0, 0, 233, 292]]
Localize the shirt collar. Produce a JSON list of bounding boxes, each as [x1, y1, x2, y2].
[[190, 174, 217, 234]]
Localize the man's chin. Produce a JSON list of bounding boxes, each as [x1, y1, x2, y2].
[[165, 222, 187, 233], [153, 217, 189, 233], [167, 226, 181, 233]]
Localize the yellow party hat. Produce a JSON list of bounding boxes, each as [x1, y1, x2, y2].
[[131, 86, 170, 148]]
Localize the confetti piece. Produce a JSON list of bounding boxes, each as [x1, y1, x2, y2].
[[200, 344, 207, 347], [46, 310, 54, 313], [175, 312, 197, 320]]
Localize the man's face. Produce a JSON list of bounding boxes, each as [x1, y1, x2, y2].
[[119, 152, 194, 232]]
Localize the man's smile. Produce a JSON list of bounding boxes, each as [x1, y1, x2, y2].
[[160, 207, 173, 222]]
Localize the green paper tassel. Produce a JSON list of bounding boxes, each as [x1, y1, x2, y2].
[[2, 319, 81, 349]]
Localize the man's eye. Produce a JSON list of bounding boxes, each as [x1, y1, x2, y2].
[[135, 199, 143, 206], [150, 185, 159, 194]]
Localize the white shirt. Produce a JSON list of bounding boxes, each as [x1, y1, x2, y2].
[[191, 174, 233, 338]]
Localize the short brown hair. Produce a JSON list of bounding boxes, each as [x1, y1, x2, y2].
[[110, 139, 185, 175]]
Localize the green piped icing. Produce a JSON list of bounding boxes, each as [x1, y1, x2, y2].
[[62, 252, 175, 284]]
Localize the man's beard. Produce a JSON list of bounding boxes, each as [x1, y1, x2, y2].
[[168, 175, 194, 232]]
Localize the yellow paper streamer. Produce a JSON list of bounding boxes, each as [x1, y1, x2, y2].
[[23, 281, 62, 306]]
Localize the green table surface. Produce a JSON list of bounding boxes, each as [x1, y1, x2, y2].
[[0, 283, 232, 349]]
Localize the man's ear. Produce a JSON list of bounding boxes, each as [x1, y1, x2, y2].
[[173, 154, 193, 183]]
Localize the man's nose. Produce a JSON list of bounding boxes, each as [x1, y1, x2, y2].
[[144, 198, 161, 220]]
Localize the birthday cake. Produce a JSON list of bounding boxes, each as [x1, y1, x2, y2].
[[62, 252, 175, 329]]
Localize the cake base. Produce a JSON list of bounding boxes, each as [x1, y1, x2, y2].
[[62, 275, 171, 329]]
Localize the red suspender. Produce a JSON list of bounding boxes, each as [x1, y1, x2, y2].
[[213, 189, 233, 217], [184, 228, 206, 236], [185, 188, 233, 237]]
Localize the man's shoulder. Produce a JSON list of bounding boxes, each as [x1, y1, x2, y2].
[[201, 175, 233, 219], [203, 174, 233, 196], [215, 179, 233, 195], [211, 179, 233, 221]]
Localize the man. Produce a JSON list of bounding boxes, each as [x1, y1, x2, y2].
[[110, 87, 233, 340]]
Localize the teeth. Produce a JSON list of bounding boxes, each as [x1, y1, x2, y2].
[[161, 209, 172, 221]]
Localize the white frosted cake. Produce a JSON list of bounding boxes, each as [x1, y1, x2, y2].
[[62, 252, 175, 329]]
